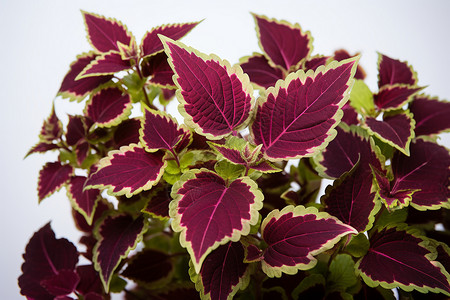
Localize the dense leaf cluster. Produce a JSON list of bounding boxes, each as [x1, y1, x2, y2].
[[20, 11, 450, 300]]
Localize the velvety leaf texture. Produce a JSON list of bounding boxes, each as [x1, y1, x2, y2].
[[374, 85, 422, 111], [410, 95, 450, 136], [357, 226, 450, 295], [162, 37, 253, 139], [322, 163, 380, 232], [251, 58, 357, 161], [377, 53, 417, 87], [261, 205, 357, 277], [58, 52, 113, 101], [85, 87, 132, 127], [254, 14, 312, 71], [192, 241, 251, 300], [140, 21, 200, 57], [239, 53, 283, 89], [94, 214, 147, 291], [170, 169, 263, 273], [19, 223, 79, 299], [78, 51, 131, 78], [67, 176, 101, 225], [38, 162, 73, 202], [82, 11, 132, 53], [85, 144, 166, 197], [390, 139, 450, 209]]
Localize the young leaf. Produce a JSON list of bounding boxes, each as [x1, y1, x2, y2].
[[67, 176, 101, 225], [239, 53, 283, 89], [349, 79, 375, 116], [82, 11, 133, 53], [364, 110, 415, 155], [409, 94, 450, 137], [93, 214, 147, 292], [327, 254, 358, 292], [260, 205, 357, 277], [333, 49, 366, 80], [38, 162, 73, 202], [140, 21, 201, 58], [84, 144, 166, 197], [39, 104, 63, 142], [190, 241, 253, 300], [18, 223, 79, 299], [251, 57, 358, 161], [170, 169, 263, 273], [142, 52, 176, 87], [377, 53, 418, 87], [161, 36, 254, 140], [113, 118, 141, 148], [356, 225, 450, 296], [141, 185, 172, 220], [374, 84, 422, 111], [76, 51, 132, 79], [25, 142, 60, 158], [85, 87, 132, 128], [58, 52, 113, 101], [253, 13, 312, 71]]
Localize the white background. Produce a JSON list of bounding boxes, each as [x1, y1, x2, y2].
[[1, 0, 449, 298]]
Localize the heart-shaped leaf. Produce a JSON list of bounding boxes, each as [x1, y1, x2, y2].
[[85, 144, 166, 197], [253, 13, 312, 71], [77, 51, 132, 79], [409, 94, 450, 137], [239, 53, 283, 89], [67, 176, 101, 225], [260, 205, 357, 277], [93, 214, 147, 292], [251, 57, 358, 161], [356, 225, 450, 295], [85, 87, 132, 128], [170, 169, 263, 273], [161, 36, 254, 139], [38, 162, 73, 202], [377, 53, 417, 87], [190, 241, 253, 300]]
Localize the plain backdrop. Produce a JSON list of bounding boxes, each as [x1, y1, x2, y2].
[[1, 0, 449, 298]]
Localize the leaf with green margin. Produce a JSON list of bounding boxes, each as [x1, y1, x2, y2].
[[170, 169, 263, 273], [349, 79, 375, 116], [409, 94, 450, 137], [76, 51, 132, 79], [67, 175, 101, 225], [39, 104, 63, 142], [141, 185, 172, 220], [377, 53, 418, 87], [93, 214, 148, 292], [327, 254, 358, 292], [260, 205, 357, 277], [239, 52, 284, 89], [374, 84, 423, 111], [38, 162, 74, 202], [214, 160, 246, 181], [374, 207, 408, 228]]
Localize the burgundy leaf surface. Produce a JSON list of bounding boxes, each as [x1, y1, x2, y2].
[[19, 223, 79, 300], [162, 37, 253, 139], [66, 115, 91, 146], [364, 111, 414, 155], [38, 162, 73, 202], [40, 270, 80, 297], [261, 205, 357, 277], [251, 58, 358, 161], [78, 51, 131, 78], [141, 186, 171, 219], [374, 85, 422, 111], [357, 226, 450, 295], [140, 21, 200, 57], [82, 11, 132, 53], [85, 87, 132, 127], [192, 241, 251, 300], [239, 53, 283, 88], [334, 49, 366, 80], [143, 52, 176, 87], [26, 142, 60, 157], [58, 52, 113, 101], [341, 102, 359, 125], [39, 105, 63, 142], [85, 144, 166, 197], [377, 53, 417, 87], [113, 118, 141, 148], [67, 176, 101, 225], [170, 169, 263, 272], [253, 14, 312, 71], [390, 139, 450, 209], [372, 167, 416, 208], [322, 163, 380, 232], [75, 264, 104, 296], [410, 95, 450, 136], [94, 214, 147, 291]]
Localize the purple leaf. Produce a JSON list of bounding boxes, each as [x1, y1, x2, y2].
[[19, 223, 79, 299], [66, 115, 91, 146], [82, 11, 133, 53], [67, 176, 101, 225], [261, 205, 357, 277], [75, 264, 104, 296], [58, 52, 113, 101], [334, 49, 366, 80], [85, 87, 132, 128], [77, 51, 132, 79], [390, 139, 450, 210], [253, 13, 312, 71], [113, 118, 141, 148], [38, 162, 73, 202], [170, 169, 263, 273], [142, 52, 176, 87], [356, 225, 450, 295], [341, 102, 359, 125], [140, 21, 201, 58], [364, 110, 415, 155], [141, 185, 171, 219], [251, 58, 358, 161], [25, 142, 60, 158], [314, 124, 384, 179], [139, 108, 191, 153], [239, 53, 283, 89], [410, 94, 450, 137], [40, 270, 80, 297], [303, 55, 330, 72], [94, 214, 147, 291], [377, 53, 417, 87], [85, 144, 166, 197], [39, 105, 63, 142], [374, 84, 422, 111], [322, 163, 381, 232], [191, 241, 252, 300], [162, 37, 254, 139]]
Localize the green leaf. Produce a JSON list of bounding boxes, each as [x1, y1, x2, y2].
[[345, 233, 370, 258], [327, 254, 358, 292], [109, 275, 127, 293], [374, 207, 408, 228], [214, 159, 246, 180], [291, 274, 326, 300], [350, 79, 375, 116]]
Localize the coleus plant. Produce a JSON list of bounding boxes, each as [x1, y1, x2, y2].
[[19, 10, 450, 300]]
